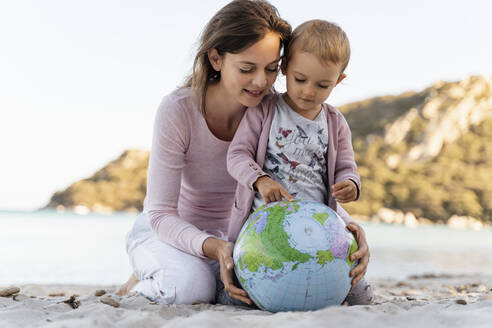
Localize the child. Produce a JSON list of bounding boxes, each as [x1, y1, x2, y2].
[[226, 20, 372, 305]]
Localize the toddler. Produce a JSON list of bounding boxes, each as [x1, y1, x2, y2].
[[226, 20, 372, 305]]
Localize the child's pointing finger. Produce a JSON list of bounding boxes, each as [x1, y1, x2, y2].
[[281, 188, 295, 202]]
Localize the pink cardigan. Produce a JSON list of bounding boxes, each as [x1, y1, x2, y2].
[[226, 94, 361, 242]]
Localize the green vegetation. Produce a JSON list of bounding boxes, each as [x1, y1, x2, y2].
[[343, 118, 492, 224], [337, 77, 492, 223], [340, 91, 428, 138]]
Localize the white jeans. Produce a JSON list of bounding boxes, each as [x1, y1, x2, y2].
[[126, 213, 218, 304]]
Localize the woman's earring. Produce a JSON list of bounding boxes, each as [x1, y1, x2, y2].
[[210, 71, 221, 81]]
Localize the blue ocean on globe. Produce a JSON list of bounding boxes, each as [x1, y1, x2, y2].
[[233, 199, 358, 312]]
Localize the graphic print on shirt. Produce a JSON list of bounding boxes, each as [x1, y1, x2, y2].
[[253, 96, 330, 212], [276, 152, 301, 170], [308, 152, 325, 168], [269, 165, 285, 180], [296, 125, 308, 139], [279, 127, 293, 138], [317, 135, 327, 148], [266, 152, 281, 165], [275, 140, 284, 149]]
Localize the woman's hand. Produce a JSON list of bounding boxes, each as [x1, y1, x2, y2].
[[202, 237, 252, 305], [346, 222, 370, 288], [254, 176, 294, 203]]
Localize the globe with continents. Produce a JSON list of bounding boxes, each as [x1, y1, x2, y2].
[[233, 199, 358, 312]]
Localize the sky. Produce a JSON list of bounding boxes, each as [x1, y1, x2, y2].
[[0, 0, 491, 210]]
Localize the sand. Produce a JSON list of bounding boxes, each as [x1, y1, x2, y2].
[[1, 274, 492, 328]]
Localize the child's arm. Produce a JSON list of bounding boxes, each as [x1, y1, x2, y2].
[[227, 105, 266, 190], [333, 112, 361, 202], [227, 102, 293, 203]]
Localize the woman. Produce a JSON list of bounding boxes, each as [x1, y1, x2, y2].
[[117, 0, 370, 306]]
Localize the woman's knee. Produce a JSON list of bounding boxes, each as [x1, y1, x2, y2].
[[152, 260, 216, 305], [177, 263, 216, 304], [127, 233, 217, 305]]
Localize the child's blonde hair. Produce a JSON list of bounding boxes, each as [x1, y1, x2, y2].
[[285, 20, 350, 74]]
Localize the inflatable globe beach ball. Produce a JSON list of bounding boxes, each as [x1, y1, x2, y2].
[[233, 199, 358, 312]]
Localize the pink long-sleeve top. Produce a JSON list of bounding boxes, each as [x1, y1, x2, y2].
[[144, 88, 237, 258]]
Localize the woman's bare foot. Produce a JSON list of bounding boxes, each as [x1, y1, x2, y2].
[[115, 274, 139, 296]]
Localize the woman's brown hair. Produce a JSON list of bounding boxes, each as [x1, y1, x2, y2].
[[184, 0, 291, 112]]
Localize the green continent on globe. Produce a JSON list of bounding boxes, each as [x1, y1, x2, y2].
[[241, 228, 284, 272], [312, 212, 329, 226], [346, 238, 359, 267], [241, 203, 312, 273], [238, 257, 245, 271], [316, 249, 334, 265]]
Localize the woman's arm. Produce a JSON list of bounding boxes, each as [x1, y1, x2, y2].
[[146, 95, 214, 258], [202, 237, 253, 305]]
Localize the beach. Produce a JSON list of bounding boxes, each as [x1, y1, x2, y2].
[[2, 211, 492, 327], [1, 274, 492, 327]]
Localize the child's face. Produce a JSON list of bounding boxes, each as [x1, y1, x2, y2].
[[282, 51, 345, 114]]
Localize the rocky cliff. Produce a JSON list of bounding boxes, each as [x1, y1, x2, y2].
[[340, 75, 492, 224], [45, 150, 149, 213]]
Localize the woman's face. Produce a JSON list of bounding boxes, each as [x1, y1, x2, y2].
[[210, 32, 282, 108]]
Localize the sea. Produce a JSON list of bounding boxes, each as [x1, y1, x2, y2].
[[1, 210, 491, 285]]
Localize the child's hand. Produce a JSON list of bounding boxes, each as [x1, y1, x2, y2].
[[254, 176, 294, 203], [332, 180, 357, 203]]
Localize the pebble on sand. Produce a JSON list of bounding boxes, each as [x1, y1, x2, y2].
[[13, 294, 29, 302], [0, 287, 20, 297], [62, 295, 81, 309], [100, 296, 120, 308], [95, 290, 107, 297]]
